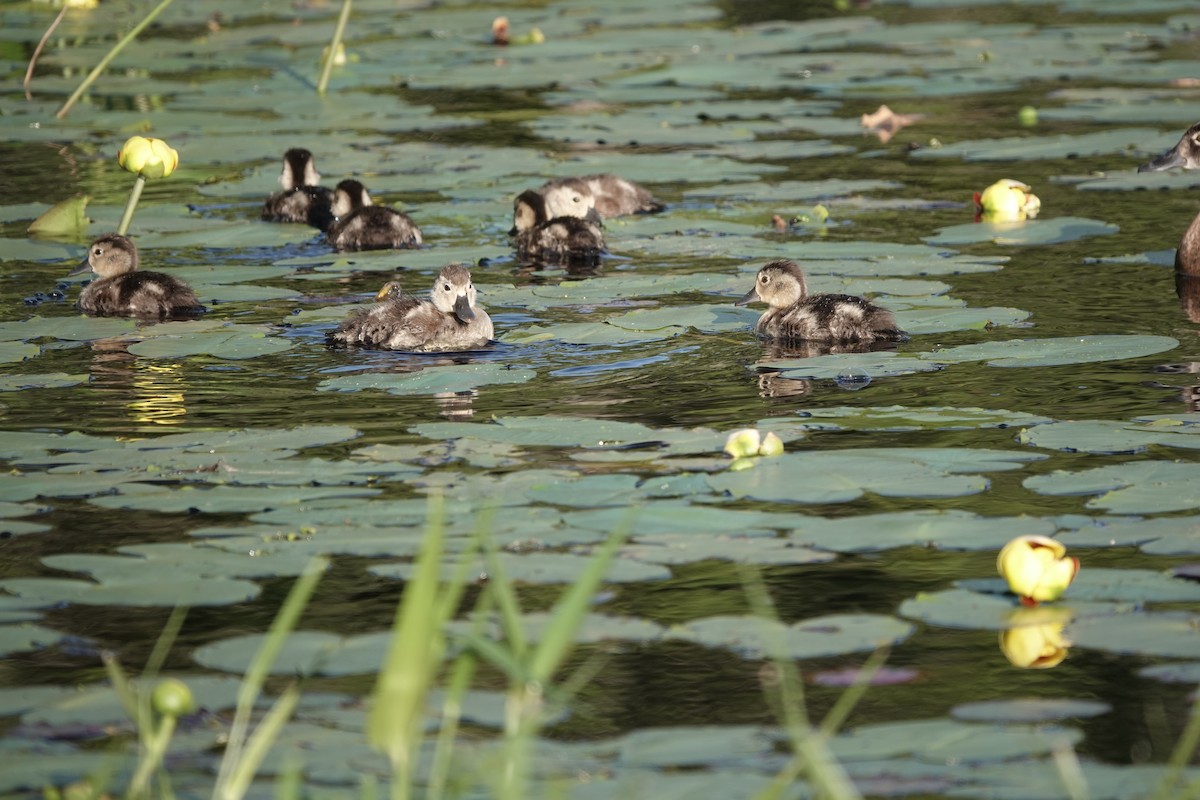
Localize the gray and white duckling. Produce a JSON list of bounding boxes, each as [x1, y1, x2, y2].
[[511, 189, 605, 265], [69, 233, 204, 319], [736, 259, 906, 343], [539, 174, 664, 218], [261, 148, 335, 230], [326, 179, 423, 252], [1139, 122, 1200, 300], [327, 264, 492, 352]]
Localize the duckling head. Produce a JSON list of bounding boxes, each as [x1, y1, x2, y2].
[[1139, 122, 1200, 172], [541, 180, 602, 224], [511, 189, 549, 235], [332, 179, 374, 218], [280, 148, 321, 190], [429, 264, 478, 323], [735, 259, 809, 309], [70, 232, 138, 278]]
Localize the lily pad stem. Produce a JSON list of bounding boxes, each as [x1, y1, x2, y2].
[[117, 174, 147, 236], [316, 0, 352, 97], [55, 0, 178, 119]]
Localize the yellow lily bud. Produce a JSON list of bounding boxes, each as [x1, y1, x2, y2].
[[759, 431, 784, 457], [724, 429, 762, 459], [977, 179, 1040, 222], [118, 136, 179, 179], [999, 607, 1071, 668], [996, 535, 1079, 605]]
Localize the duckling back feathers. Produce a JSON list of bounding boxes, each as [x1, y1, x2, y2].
[[326, 179, 423, 251], [737, 259, 905, 343], [261, 148, 334, 229], [512, 190, 604, 265], [539, 173, 663, 218], [328, 265, 492, 352], [72, 233, 203, 319]]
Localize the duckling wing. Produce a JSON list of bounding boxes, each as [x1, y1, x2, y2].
[[329, 294, 421, 346], [327, 207, 422, 251], [582, 174, 664, 216], [79, 272, 201, 318], [762, 294, 905, 343]]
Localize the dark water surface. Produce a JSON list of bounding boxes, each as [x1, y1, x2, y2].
[[2, 0, 1200, 794]]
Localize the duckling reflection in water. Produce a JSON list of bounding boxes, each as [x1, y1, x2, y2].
[[261, 148, 335, 230], [328, 264, 492, 352], [326, 179, 423, 252], [511, 189, 605, 266], [537, 174, 664, 219], [736, 259, 906, 343], [70, 233, 205, 319], [1139, 121, 1200, 317]]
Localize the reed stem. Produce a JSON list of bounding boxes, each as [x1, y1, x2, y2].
[[117, 174, 146, 236], [316, 0, 352, 97]]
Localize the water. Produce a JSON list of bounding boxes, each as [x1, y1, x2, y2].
[[2, 0, 1200, 794]]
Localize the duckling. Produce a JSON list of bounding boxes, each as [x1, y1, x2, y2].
[[261, 148, 335, 230], [511, 189, 605, 265], [1139, 122, 1200, 302], [538, 174, 663, 218], [69, 233, 204, 319], [327, 264, 492, 352], [326, 179, 423, 252], [735, 259, 905, 343]]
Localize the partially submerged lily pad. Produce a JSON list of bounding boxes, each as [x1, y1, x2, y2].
[[670, 613, 914, 659]]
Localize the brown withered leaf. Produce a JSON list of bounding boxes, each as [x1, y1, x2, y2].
[[861, 104, 924, 143]]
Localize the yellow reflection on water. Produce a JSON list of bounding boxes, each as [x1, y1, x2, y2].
[[127, 360, 188, 425]]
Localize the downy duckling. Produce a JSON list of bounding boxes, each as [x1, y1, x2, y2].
[[70, 233, 204, 319], [261, 148, 335, 230], [326, 179, 423, 251], [735, 259, 906, 343], [512, 189, 605, 265], [538, 174, 664, 218], [1139, 122, 1200, 301], [327, 264, 492, 352]]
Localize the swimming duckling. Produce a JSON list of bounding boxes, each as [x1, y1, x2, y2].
[[69, 233, 204, 319], [261, 148, 335, 230], [512, 189, 605, 265], [326, 179, 423, 252], [1139, 122, 1200, 303], [735, 259, 906, 343], [539, 174, 664, 218], [327, 264, 492, 352]]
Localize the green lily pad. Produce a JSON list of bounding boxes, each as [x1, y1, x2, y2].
[[1017, 418, 1200, 454], [370, 551, 671, 584], [951, 698, 1110, 723], [924, 217, 1118, 246], [670, 613, 913, 659], [500, 322, 686, 345], [0, 575, 261, 608], [88, 483, 381, 514], [623, 533, 836, 566], [0, 373, 87, 391], [792, 510, 1056, 553], [0, 624, 63, 657], [0, 315, 138, 342], [0, 342, 40, 363], [1024, 461, 1200, 513], [756, 351, 942, 381], [910, 127, 1166, 161], [765, 405, 1052, 432], [125, 324, 294, 359], [1067, 611, 1200, 658], [920, 335, 1178, 368], [26, 195, 89, 238], [317, 364, 536, 395]]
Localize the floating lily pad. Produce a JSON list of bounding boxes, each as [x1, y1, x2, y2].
[[670, 613, 913, 659], [1017, 417, 1200, 454], [125, 324, 294, 360], [910, 127, 1167, 161], [951, 698, 1111, 723], [768, 405, 1052, 432], [370, 551, 671, 584], [924, 217, 1118, 246], [792, 510, 1055, 554], [0, 624, 63, 657], [0, 316, 137, 342], [1024, 461, 1200, 513], [1067, 611, 1200, 659], [0, 373, 87, 391], [0, 575, 261, 608], [622, 533, 835, 566], [317, 364, 536, 395], [920, 335, 1178, 368], [755, 351, 942, 381], [501, 321, 686, 345]]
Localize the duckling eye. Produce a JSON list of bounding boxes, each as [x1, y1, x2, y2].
[[443, 283, 451, 291], [759, 274, 769, 285], [92, 247, 102, 256]]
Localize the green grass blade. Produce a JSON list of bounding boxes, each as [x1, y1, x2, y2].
[[213, 556, 327, 800], [222, 684, 303, 800], [316, 0, 352, 97], [818, 647, 890, 738]]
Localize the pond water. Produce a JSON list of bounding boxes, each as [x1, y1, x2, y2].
[[3, 0, 1200, 796]]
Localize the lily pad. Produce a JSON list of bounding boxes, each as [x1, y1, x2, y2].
[[1017, 418, 1200, 454], [670, 613, 914, 659], [0, 373, 87, 391], [920, 335, 1178, 368], [317, 364, 536, 395], [792, 510, 1056, 554], [951, 698, 1111, 723], [1024, 461, 1200, 513], [924, 217, 1118, 247], [125, 324, 294, 360]]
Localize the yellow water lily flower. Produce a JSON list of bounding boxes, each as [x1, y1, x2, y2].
[[996, 535, 1079, 605], [977, 179, 1040, 222], [118, 135, 179, 179], [999, 607, 1071, 669]]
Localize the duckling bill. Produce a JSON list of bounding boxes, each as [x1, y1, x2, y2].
[[511, 189, 605, 265], [327, 264, 492, 352], [261, 148, 335, 230], [326, 179, 423, 252], [736, 259, 905, 343], [70, 233, 205, 319]]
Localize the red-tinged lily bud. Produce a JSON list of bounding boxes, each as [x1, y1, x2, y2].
[[997, 535, 1079, 605], [118, 136, 179, 179], [977, 179, 1040, 222]]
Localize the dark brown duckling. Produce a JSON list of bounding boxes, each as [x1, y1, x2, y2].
[[69, 233, 204, 319], [511, 189, 605, 265], [325, 179, 423, 252], [1139, 122, 1200, 305], [539, 174, 664, 218], [327, 264, 493, 352], [261, 148, 335, 230], [735, 259, 905, 343]]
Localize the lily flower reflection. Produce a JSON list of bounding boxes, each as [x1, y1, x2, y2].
[[1000, 606, 1073, 669]]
